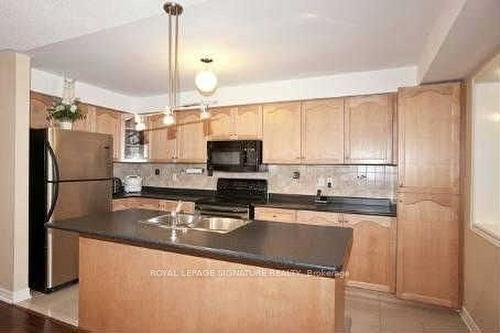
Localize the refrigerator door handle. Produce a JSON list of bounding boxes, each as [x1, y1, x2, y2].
[[45, 142, 60, 223]]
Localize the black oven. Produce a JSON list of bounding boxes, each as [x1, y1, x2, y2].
[[207, 140, 262, 174]]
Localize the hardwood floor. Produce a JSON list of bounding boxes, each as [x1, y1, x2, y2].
[[0, 301, 82, 332]]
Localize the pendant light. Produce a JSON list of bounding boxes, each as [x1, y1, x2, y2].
[[199, 103, 211, 120], [195, 58, 218, 96], [135, 115, 146, 131], [162, 2, 183, 126]]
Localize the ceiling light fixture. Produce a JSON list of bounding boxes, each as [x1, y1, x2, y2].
[[162, 2, 183, 127], [199, 103, 211, 120], [135, 115, 146, 131], [195, 58, 218, 96]]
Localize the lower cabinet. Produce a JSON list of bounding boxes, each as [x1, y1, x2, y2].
[[254, 207, 396, 292], [342, 214, 396, 292], [396, 192, 460, 308], [112, 198, 195, 214]]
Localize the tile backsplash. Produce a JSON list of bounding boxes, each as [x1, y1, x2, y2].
[[114, 163, 397, 200]]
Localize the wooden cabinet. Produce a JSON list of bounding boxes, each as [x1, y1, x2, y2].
[[345, 94, 395, 164], [95, 108, 124, 160], [234, 105, 263, 139], [295, 210, 341, 226], [254, 207, 297, 223], [30, 91, 54, 128], [209, 105, 263, 140], [73, 104, 96, 132], [176, 111, 207, 163], [396, 193, 460, 308], [302, 99, 344, 164], [208, 107, 235, 140], [112, 198, 195, 214], [147, 114, 177, 162], [262, 102, 302, 164], [342, 214, 396, 292], [398, 83, 461, 194]]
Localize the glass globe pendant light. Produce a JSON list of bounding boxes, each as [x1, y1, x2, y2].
[[195, 58, 218, 96]]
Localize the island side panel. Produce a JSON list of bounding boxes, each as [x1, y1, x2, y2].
[[79, 237, 345, 333]]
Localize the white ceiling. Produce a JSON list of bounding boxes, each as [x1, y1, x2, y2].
[[18, 0, 446, 96], [16, 0, 446, 96]]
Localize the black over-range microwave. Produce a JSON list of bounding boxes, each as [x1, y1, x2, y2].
[[207, 140, 263, 174]]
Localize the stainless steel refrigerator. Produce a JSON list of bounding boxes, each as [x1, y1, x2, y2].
[[29, 128, 113, 293]]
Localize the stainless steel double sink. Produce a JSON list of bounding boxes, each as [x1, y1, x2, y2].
[[139, 214, 251, 234]]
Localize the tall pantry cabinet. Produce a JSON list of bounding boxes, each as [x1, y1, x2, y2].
[[396, 83, 462, 308]]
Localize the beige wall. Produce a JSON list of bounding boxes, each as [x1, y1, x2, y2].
[[462, 53, 500, 332], [0, 51, 30, 302]]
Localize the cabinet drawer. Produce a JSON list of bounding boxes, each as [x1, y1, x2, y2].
[[296, 210, 340, 226], [254, 207, 296, 223]]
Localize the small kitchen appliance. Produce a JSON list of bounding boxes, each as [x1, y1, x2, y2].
[[124, 175, 143, 193]]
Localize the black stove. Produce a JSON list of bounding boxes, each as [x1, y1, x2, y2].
[[195, 178, 268, 219]]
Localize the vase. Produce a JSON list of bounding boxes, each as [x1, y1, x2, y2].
[[57, 120, 73, 130]]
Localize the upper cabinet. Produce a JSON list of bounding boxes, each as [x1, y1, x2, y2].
[[234, 105, 263, 139], [95, 107, 124, 160], [262, 96, 395, 165], [263, 102, 302, 164], [302, 98, 344, 164], [147, 114, 177, 162], [208, 105, 262, 140], [30, 92, 54, 128], [176, 111, 208, 163], [345, 94, 395, 164], [208, 107, 235, 140], [73, 104, 96, 132], [398, 83, 461, 194]]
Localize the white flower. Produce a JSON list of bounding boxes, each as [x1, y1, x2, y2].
[[56, 105, 65, 112], [70, 104, 77, 113]]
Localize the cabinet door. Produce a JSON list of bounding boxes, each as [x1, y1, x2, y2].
[[95, 108, 124, 160], [73, 104, 96, 132], [30, 91, 54, 128], [234, 105, 263, 139], [147, 115, 177, 162], [254, 207, 297, 223], [207, 107, 235, 140], [398, 83, 461, 193], [396, 193, 460, 308], [345, 94, 394, 164], [342, 214, 396, 293], [295, 210, 341, 226], [302, 99, 344, 164], [263, 102, 302, 164], [176, 111, 207, 163]]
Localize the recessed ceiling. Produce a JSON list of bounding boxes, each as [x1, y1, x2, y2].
[[12, 0, 445, 96]]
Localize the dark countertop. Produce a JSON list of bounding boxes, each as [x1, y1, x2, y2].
[[114, 187, 396, 217], [46, 209, 352, 277], [259, 194, 396, 217]]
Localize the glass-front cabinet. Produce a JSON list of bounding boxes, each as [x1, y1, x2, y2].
[[123, 116, 148, 161]]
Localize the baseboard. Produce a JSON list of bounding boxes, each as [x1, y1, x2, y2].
[[0, 287, 31, 304], [460, 306, 482, 333]]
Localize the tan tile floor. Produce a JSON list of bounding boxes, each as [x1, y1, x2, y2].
[[346, 288, 468, 333], [16, 284, 78, 327], [15, 285, 468, 332]]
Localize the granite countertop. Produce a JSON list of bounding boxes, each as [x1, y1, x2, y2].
[[114, 187, 396, 217], [46, 209, 352, 277]]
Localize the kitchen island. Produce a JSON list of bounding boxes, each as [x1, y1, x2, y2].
[[47, 209, 352, 333]]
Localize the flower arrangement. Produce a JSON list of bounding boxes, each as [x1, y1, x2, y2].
[[47, 98, 85, 123]]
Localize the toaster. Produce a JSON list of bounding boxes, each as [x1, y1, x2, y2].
[[124, 175, 143, 193]]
